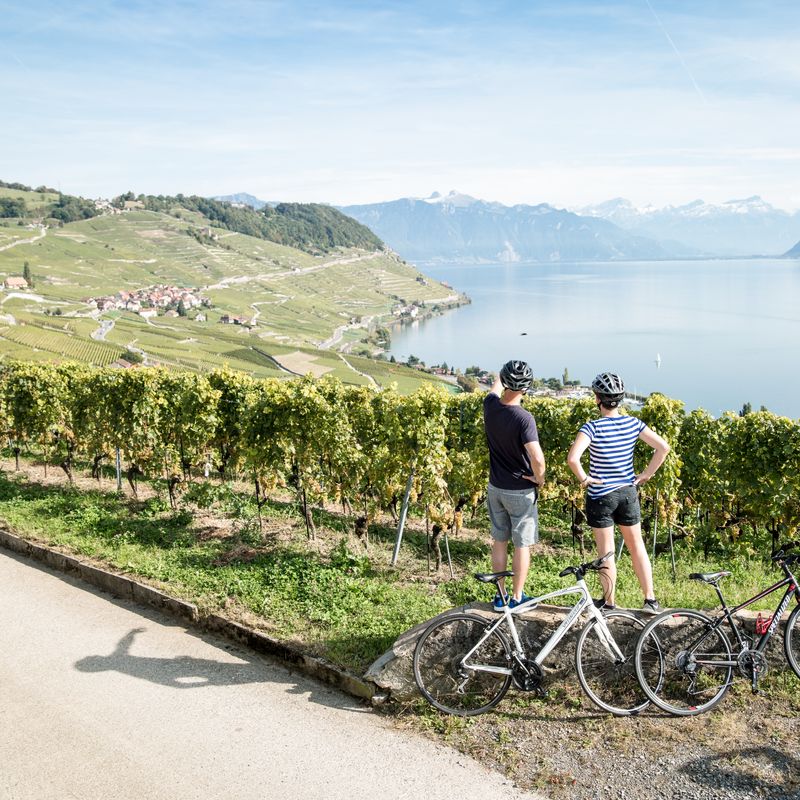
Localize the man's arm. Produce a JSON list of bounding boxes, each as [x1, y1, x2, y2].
[[523, 440, 546, 485], [489, 376, 503, 397]]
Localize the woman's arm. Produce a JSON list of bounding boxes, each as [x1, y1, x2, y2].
[[567, 432, 602, 488], [634, 427, 671, 486]]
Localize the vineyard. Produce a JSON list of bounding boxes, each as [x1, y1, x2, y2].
[[2, 360, 800, 560], [0, 325, 123, 365]]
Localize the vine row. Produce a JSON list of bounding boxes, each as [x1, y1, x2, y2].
[[1, 361, 797, 556]]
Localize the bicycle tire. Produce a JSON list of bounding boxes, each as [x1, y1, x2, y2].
[[634, 609, 733, 716], [783, 603, 800, 679], [575, 610, 651, 716], [413, 613, 512, 716]]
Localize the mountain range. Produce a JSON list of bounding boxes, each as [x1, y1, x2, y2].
[[577, 196, 800, 258], [340, 192, 682, 262], [216, 190, 800, 263]]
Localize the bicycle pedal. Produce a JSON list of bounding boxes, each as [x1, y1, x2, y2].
[[534, 685, 549, 699]]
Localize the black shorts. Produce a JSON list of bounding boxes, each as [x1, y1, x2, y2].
[[585, 485, 641, 528]]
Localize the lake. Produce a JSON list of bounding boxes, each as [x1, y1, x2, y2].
[[388, 259, 800, 417]]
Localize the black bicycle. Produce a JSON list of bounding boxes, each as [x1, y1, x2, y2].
[[634, 545, 800, 716]]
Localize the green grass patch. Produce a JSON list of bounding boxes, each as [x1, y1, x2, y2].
[[0, 471, 449, 671], [2, 465, 792, 679]]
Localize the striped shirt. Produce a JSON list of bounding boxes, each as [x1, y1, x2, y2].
[[579, 415, 647, 498]]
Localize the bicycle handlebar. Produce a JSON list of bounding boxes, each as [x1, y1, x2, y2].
[[558, 551, 613, 579], [771, 541, 799, 561]]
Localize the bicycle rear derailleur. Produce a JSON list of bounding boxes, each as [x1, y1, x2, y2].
[[511, 656, 547, 696]]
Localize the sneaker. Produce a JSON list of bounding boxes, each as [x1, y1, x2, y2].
[[593, 597, 616, 611], [642, 598, 661, 615], [509, 592, 533, 609], [492, 592, 509, 612]]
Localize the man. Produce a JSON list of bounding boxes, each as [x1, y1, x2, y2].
[[483, 359, 546, 610]]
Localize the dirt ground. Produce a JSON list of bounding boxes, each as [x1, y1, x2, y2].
[[389, 678, 800, 800]]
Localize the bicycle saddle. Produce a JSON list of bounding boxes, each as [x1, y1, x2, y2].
[[474, 571, 514, 583], [689, 571, 731, 584]]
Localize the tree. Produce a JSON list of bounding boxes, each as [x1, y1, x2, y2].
[[22, 261, 32, 288], [740, 402, 752, 416], [0, 197, 26, 218], [456, 374, 478, 393], [563, 367, 570, 386]]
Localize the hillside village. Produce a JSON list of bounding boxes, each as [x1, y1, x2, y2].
[[86, 285, 210, 319]]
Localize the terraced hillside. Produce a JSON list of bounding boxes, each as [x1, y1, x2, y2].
[[0, 203, 464, 390]]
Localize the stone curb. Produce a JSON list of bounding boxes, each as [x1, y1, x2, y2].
[[0, 528, 382, 704]]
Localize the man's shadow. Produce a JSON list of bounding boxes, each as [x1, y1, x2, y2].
[[75, 627, 273, 689], [75, 624, 369, 710]]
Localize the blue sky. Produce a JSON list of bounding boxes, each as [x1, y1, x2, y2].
[[2, 1, 800, 208]]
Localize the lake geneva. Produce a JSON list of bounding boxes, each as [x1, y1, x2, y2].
[[388, 259, 800, 418]]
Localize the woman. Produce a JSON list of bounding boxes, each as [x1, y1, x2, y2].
[[567, 372, 670, 613]]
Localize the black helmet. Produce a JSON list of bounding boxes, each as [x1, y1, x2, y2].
[[499, 360, 533, 393], [592, 372, 625, 406]]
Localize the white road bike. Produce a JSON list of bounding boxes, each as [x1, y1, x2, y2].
[[413, 552, 650, 716]]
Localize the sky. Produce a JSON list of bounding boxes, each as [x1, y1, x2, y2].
[[2, 0, 800, 209]]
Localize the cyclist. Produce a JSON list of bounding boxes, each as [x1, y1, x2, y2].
[[484, 360, 546, 611], [567, 372, 670, 614]]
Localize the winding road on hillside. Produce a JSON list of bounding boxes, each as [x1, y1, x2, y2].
[[203, 251, 382, 291], [0, 550, 541, 800], [0, 225, 46, 252], [91, 318, 115, 341]]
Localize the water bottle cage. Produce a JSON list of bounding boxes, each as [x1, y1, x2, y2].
[[755, 614, 773, 636]]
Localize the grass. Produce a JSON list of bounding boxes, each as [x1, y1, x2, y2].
[[0, 467, 453, 671]]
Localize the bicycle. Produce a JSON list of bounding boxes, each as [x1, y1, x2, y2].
[[412, 552, 650, 717], [634, 546, 800, 716]]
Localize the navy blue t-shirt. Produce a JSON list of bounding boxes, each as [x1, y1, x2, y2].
[[483, 393, 540, 490]]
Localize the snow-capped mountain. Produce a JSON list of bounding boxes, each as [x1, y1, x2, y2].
[[341, 192, 673, 262], [578, 196, 800, 256]]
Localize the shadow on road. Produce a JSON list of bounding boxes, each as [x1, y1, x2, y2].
[[678, 746, 800, 798], [75, 627, 271, 689], [73, 625, 370, 712]]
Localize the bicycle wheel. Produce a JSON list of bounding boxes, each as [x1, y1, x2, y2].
[[575, 610, 650, 716], [635, 609, 733, 716], [413, 613, 512, 716], [783, 603, 800, 679]]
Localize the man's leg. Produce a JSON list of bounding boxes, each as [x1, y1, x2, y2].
[[491, 538, 510, 596], [592, 526, 616, 603], [509, 491, 538, 601], [619, 523, 655, 601], [511, 545, 530, 601]]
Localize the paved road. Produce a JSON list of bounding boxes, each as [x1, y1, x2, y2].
[[0, 551, 543, 800]]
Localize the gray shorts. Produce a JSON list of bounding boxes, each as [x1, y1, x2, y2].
[[487, 483, 539, 547]]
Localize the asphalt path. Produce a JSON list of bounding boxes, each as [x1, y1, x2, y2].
[[0, 550, 544, 800]]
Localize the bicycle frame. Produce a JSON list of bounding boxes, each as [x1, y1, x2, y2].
[[460, 576, 624, 678], [686, 561, 800, 669]]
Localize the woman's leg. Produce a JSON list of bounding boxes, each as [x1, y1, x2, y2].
[[592, 526, 616, 603], [619, 523, 655, 600]]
